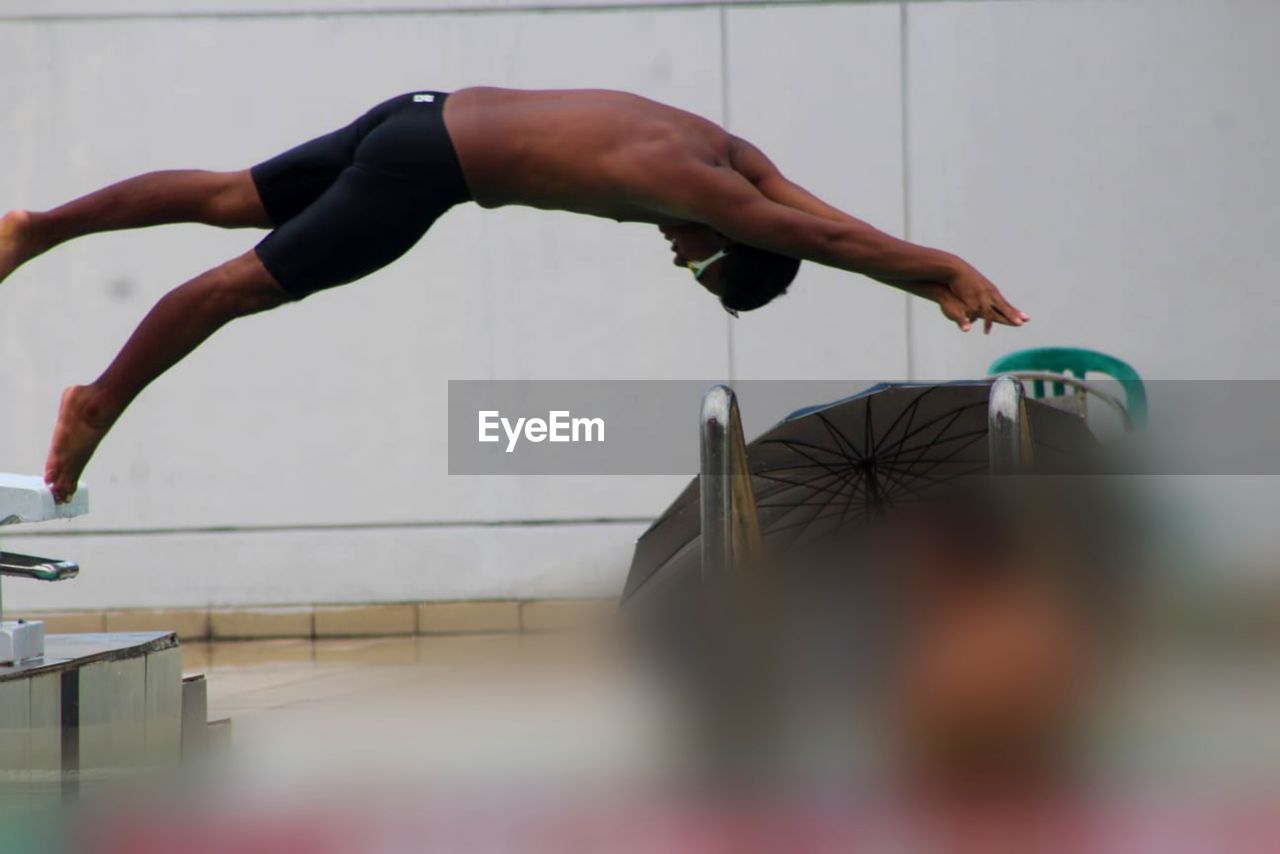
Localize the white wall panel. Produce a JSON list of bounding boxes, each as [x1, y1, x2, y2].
[[725, 2, 910, 382], [906, 0, 1280, 380]]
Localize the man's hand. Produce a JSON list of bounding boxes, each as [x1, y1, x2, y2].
[[943, 262, 1029, 334], [884, 274, 1029, 334]]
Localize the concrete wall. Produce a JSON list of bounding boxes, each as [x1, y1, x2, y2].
[[2, 0, 1276, 609]]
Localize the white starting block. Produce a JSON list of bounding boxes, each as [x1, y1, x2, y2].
[[0, 472, 89, 525], [0, 473, 89, 664], [0, 475, 196, 798]]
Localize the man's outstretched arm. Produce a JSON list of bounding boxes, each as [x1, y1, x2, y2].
[[718, 138, 1028, 333]]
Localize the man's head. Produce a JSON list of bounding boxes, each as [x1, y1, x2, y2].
[[660, 224, 799, 314]]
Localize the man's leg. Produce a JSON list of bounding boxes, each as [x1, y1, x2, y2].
[[41, 98, 464, 500], [0, 170, 270, 285], [44, 249, 290, 501]]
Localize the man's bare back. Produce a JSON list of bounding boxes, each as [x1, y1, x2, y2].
[[445, 87, 729, 223]]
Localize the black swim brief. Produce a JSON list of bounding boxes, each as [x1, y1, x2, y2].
[[250, 91, 472, 299]]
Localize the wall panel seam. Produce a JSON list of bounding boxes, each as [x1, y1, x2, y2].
[[0, 0, 985, 25], [0, 516, 654, 538]]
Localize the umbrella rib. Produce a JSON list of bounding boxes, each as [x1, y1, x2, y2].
[[757, 468, 860, 507], [754, 468, 855, 501], [882, 429, 988, 478], [752, 440, 866, 513], [757, 463, 860, 512], [874, 440, 988, 497], [866, 401, 987, 461], [763, 485, 870, 539], [757, 465, 864, 522], [778, 409, 880, 524], [753, 438, 863, 468], [880, 424, 988, 463], [764, 462, 867, 546], [852, 421, 989, 505], [815, 412, 868, 465], [870, 423, 989, 508], [755, 472, 861, 536], [798, 455, 869, 538], [873, 386, 937, 456], [846, 396, 983, 506], [802, 413, 877, 523], [874, 463, 988, 510], [872, 392, 929, 500], [788, 409, 881, 520], [877, 460, 989, 496]]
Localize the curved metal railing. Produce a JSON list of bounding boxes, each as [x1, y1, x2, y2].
[[699, 385, 762, 584]]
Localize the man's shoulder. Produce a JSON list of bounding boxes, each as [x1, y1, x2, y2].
[[725, 135, 780, 184]]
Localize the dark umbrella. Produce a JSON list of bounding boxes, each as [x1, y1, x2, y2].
[[622, 381, 1097, 602]]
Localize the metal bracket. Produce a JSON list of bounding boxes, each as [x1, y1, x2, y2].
[[0, 552, 80, 582]]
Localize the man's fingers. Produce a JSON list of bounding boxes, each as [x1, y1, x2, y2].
[[980, 302, 1001, 334], [941, 301, 971, 332], [993, 292, 1029, 324], [988, 303, 1018, 326], [964, 298, 1021, 333], [983, 297, 1027, 327]]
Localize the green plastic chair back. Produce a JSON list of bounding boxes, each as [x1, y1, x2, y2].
[[988, 347, 1147, 429]]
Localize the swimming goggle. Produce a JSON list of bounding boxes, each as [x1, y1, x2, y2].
[[686, 248, 729, 280], [686, 248, 738, 317]]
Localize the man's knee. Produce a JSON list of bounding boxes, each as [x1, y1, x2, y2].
[[206, 171, 270, 228], [212, 253, 294, 316]]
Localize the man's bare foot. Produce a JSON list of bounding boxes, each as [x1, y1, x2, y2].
[[0, 210, 43, 286], [45, 385, 117, 503]]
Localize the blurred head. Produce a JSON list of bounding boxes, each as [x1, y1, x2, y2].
[[884, 492, 1102, 794], [660, 224, 799, 314]]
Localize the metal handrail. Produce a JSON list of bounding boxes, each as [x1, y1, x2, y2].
[[700, 385, 762, 585], [988, 375, 1035, 474], [994, 371, 1133, 430]]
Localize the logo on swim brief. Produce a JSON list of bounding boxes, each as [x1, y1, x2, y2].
[[413, 93, 436, 103]]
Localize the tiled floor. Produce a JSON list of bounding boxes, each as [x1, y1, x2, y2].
[[178, 634, 1280, 798], [57, 636, 1280, 851], [182, 633, 683, 790]]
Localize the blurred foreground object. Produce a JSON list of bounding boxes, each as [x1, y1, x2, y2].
[[622, 381, 1136, 794]]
